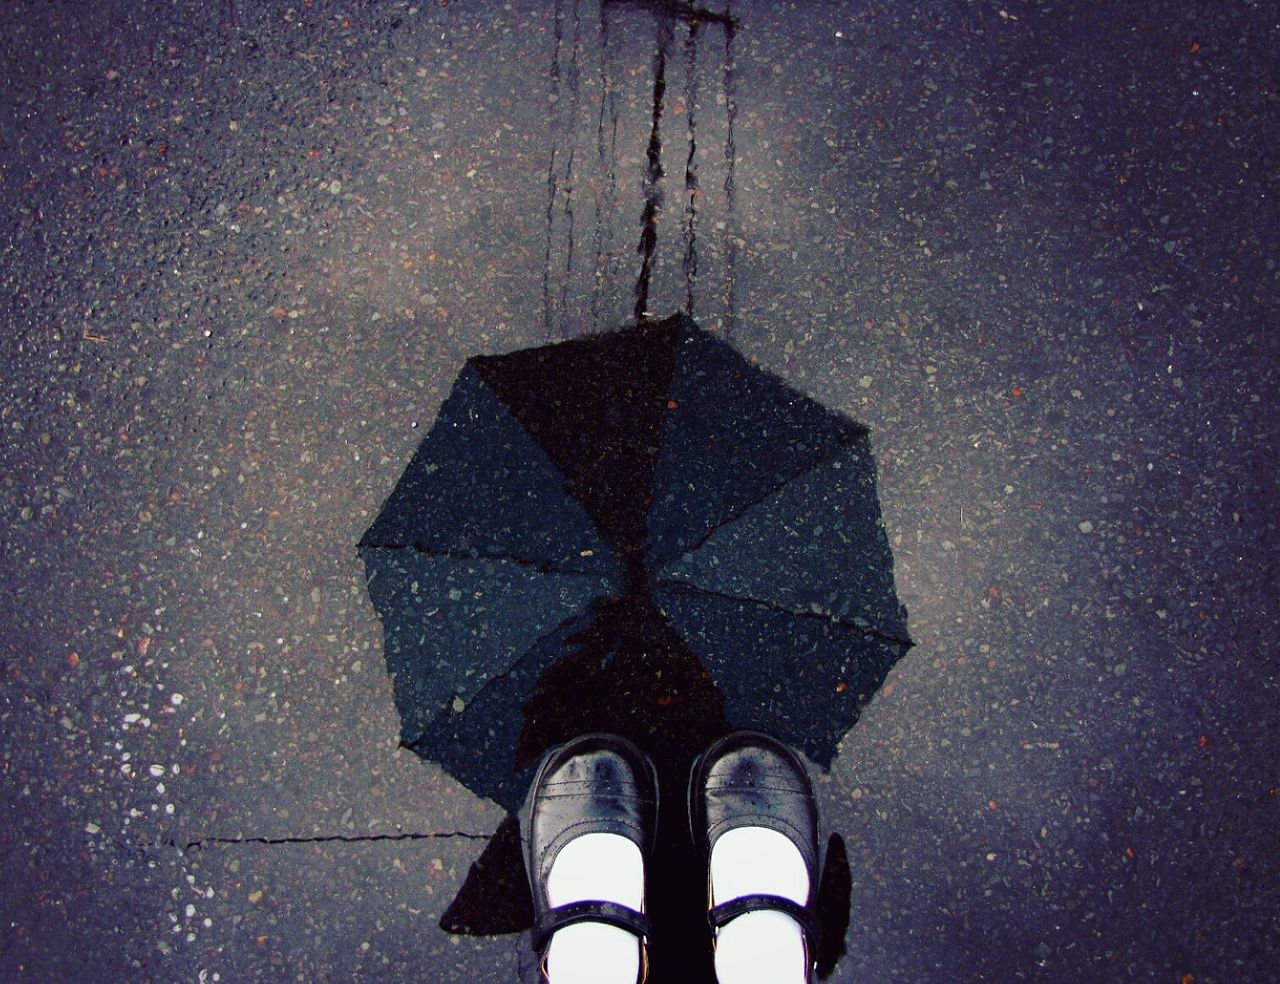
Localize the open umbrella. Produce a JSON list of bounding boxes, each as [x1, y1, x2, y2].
[[360, 313, 908, 797], [358, 313, 909, 974]]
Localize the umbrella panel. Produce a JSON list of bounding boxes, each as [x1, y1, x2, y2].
[[659, 435, 909, 641], [361, 549, 611, 749], [645, 318, 866, 568], [361, 362, 618, 578], [655, 583, 905, 767], [471, 320, 680, 566], [409, 591, 728, 812]]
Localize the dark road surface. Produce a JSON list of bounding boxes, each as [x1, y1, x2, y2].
[[2, 1, 1277, 980]]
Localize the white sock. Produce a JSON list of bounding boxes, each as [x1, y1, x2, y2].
[[711, 827, 810, 984], [544, 832, 643, 984]]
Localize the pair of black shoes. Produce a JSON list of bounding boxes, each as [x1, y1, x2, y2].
[[521, 731, 820, 982]]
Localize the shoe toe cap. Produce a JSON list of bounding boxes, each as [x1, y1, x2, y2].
[[700, 735, 819, 868]]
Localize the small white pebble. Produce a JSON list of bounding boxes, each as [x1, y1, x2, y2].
[[170, 693, 184, 706], [149, 764, 165, 778]]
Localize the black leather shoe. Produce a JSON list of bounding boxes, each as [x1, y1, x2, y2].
[[521, 733, 658, 973], [689, 731, 821, 977]]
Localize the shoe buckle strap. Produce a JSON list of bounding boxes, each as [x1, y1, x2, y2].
[[533, 900, 651, 953], [708, 893, 820, 949]]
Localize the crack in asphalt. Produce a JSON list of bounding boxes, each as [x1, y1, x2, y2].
[[542, 0, 567, 340], [633, 15, 671, 322], [174, 830, 493, 853]]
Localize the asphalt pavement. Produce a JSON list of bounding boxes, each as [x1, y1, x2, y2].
[[1, 0, 1277, 980]]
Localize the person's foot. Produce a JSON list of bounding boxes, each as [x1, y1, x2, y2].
[[690, 731, 820, 984], [522, 734, 657, 984]]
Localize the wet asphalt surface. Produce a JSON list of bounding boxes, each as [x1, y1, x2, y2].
[[2, 0, 1278, 981]]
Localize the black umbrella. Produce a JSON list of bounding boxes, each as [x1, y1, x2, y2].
[[359, 313, 909, 977]]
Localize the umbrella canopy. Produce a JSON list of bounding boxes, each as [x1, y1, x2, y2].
[[360, 313, 910, 811]]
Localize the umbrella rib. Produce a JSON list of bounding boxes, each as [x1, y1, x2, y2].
[[358, 542, 610, 580], [650, 429, 867, 571], [653, 579, 913, 649]]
